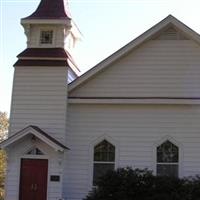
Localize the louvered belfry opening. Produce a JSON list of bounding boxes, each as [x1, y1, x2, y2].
[[153, 26, 189, 40]]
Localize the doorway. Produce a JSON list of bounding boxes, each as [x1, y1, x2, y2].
[[19, 159, 48, 200]]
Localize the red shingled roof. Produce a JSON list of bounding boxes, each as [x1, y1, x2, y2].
[[17, 48, 68, 58], [14, 60, 69, 67], [23, 0, 71, 20], [29, 125, 69, 149], [15, 48, 80, 72]]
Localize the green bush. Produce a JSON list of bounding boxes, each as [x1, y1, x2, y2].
[[84, 167, 200, 200]]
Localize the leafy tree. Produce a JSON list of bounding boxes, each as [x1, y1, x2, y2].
[[0, 112, 9, 200], [0, 112, 9, 141]]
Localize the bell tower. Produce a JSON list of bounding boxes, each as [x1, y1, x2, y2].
[[20, 0, 81, 79], [9, 0, 81, 142]]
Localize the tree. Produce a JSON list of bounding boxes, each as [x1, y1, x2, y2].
[[0, 112, 9, 200], [0, 112, 9, 141]]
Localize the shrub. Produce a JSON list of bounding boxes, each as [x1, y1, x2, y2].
[[84, 167, 200, 200]]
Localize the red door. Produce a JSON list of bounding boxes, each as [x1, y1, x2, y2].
[[19, 159, 48, 200]]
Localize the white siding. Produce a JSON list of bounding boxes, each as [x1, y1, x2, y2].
[[8, 21, 200, 200], [9, 67, 67, 142], [70, 40, 200, 98], [64, 104, 200, 200]]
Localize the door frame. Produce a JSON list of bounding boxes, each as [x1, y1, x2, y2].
[[19, 157, 49, 200]]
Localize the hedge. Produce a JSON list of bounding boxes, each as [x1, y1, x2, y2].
[[84, 167, 200, 200]]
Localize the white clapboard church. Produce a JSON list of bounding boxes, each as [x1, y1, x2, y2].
[[2, 0, 200, 199]]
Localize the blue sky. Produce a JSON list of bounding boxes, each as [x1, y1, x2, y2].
[[1, 0, 200, 114]]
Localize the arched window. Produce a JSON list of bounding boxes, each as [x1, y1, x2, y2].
[[93, 140, 115, 185], [26, 147, 44, 155], [157, 140, 179, 177]]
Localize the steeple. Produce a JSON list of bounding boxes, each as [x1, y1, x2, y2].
[[18, 0, 81, 77], [21, 0, 81, 49], [23, 0, 71, 20], [10, 0, 80, 146]]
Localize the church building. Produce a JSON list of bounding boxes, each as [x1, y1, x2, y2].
[[2, 0, 200, 199]]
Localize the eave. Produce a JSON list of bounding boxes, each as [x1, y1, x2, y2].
[[0, 125, 69, 152]]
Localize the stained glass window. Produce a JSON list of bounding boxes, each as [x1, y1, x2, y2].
[[157, 140, 178, 177], [93, 140, 115, 185], [40, 30, 53, 44]]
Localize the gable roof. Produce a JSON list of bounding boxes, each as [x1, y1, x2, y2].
[[0, 125, 69, 151], [69, 15, 200, 93]]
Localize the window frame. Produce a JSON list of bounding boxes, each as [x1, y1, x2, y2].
[[26, 147, 44, 155], [93, 140, 115, 186], [39, 28, 55, 47], [90, 135, 118, 188], [154, 136, 182, 177]]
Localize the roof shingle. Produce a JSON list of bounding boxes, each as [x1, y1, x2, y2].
[[23, 0, 71, 20]]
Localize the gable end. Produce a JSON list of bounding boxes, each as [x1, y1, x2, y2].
[[69, 15, 200, 93]]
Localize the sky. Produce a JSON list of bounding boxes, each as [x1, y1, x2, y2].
[[1, 0, 200, 114]]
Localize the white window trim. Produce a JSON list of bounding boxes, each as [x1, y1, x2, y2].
[[88, 134, 119, 189], [157, 163, 178, 165], [94, 161, 115, 164], [153, 135, 183, 177]]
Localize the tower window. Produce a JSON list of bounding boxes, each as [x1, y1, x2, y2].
[[40, 30, 53, 44], [93, 140, 115, 186], [157, 140, 179, 177]]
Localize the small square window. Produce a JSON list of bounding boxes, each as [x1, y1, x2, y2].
[[40, 30, 53, 44]]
